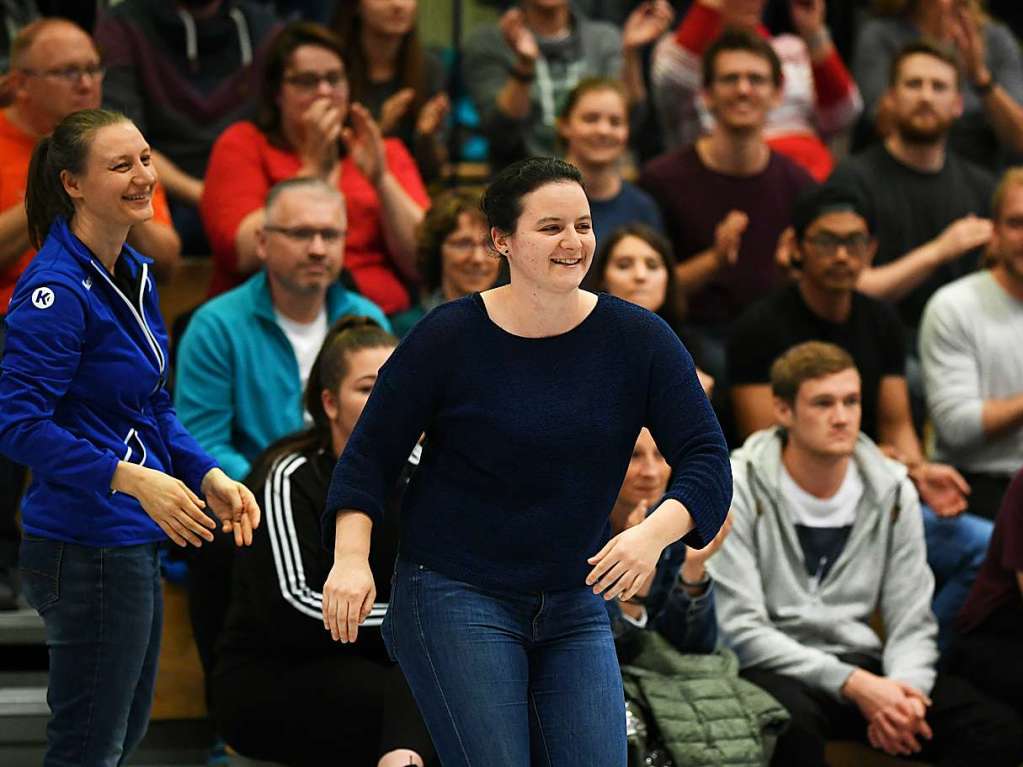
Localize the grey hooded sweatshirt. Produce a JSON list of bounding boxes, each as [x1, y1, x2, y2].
[[707, 428, 938, 700]]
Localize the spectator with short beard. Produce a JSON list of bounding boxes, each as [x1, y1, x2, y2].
[[830, 40, 996, 332]]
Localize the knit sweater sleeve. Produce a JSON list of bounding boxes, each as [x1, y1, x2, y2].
[[645, 319, 731, 548], [322, 304, 452, 547], [810, 46, 863, 136], [919, 287, 986, 451]]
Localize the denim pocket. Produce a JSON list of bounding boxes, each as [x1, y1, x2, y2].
[[19, 535, 63, 613]]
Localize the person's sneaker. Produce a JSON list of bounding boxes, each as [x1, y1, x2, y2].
[[0, 567, 19, 611]]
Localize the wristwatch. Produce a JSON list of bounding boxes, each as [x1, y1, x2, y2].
[[510, 65, 536, 84], [678, 570, 711, 589], [975, 73, 996, 95]]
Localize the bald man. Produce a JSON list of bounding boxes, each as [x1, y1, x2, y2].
[[0, 18, 180, 304]]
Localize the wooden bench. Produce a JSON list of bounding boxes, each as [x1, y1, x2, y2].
[[158, 256, 212, 343], [827, 741, 928, 766], [151, 581, 206, 721]]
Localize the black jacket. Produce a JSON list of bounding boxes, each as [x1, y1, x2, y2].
[[216, 447, 408, 673]]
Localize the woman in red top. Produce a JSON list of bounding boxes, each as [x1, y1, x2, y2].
[[200, 22, 429, 316]]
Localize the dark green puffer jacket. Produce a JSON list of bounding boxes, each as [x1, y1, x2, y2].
[[621, 632, 789, 766]]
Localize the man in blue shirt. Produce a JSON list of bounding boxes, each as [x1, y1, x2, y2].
[[174, 177, 388, 684], [175, 177, 389, 482]]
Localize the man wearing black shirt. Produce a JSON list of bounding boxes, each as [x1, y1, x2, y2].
[[829, 40, 995, 331], [727, 182, 992, 646]]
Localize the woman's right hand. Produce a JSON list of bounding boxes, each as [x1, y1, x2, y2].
[[500, 8, 540, 65], [111, 462, 216, 547], [297, 98, 342, 179], [322, 552, 376, 644]]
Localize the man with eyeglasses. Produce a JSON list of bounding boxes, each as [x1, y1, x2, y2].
[[0, 19, 180, 301], [172, 177, 388, 694], [640, 27, 813, 383], [727, 182, 993, 650], [650, 0, 862, 181], [0, 17, 180, 609], [920, 168, 1023, 522], [175, 177, 388, 484]]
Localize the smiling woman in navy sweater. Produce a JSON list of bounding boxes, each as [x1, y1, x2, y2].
[[321, 157, 732, 766], [0, 109, 260, 767]]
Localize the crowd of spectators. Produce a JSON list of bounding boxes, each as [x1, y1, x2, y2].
[[3, 1, 1023, 765]]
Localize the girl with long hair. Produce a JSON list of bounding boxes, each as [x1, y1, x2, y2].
[[212, 316, 434, 767], [332, 0, 449, 182]]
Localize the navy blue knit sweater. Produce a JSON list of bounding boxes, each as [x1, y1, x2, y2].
[[323, 293, 731, 592]]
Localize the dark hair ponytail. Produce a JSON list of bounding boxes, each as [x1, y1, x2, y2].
[[25, 108, 129, 249], [255, 315, 399, 472]]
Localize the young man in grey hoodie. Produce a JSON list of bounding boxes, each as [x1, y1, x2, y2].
[[708, 341, 1023, 766]]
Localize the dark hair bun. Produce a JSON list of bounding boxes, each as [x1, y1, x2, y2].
[[480, 157, 583, 234]]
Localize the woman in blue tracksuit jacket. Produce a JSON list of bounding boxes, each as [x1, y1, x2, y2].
[[0, 109, 261, 767]]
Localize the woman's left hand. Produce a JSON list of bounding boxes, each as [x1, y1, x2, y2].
[[201, 468, 261, 546], [586, 521, 666, 601], [343, 102, 387, 187]]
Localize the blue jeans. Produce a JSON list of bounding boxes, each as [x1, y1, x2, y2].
[[19, 536, 163, 767], [382, 558, 627, 766], [922, 507, 993, 654]]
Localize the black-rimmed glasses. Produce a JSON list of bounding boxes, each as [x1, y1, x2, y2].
[[264, 225, 346, 243]]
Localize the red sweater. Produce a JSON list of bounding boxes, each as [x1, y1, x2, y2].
[[201, 121, 429, 312]]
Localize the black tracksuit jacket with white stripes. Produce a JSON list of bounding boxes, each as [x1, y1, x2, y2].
[[217, 447, 407, 670]]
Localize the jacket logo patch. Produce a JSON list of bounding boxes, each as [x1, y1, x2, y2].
[[31, 287, 55, 309], [82, 277, 92, 290]]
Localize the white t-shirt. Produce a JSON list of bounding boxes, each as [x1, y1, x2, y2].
[[275, 307, 329, 394], [780, 461, 862, 529]]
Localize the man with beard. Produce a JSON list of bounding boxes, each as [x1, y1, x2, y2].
[[920, 168, 1023, 520], [640, 27, 814, 380], [727, 183, 992, 649], [830, 40, 995, 333]]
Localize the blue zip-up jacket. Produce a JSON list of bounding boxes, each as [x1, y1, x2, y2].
[[174, 271, 389, 480], [0, 219, 218, 546]]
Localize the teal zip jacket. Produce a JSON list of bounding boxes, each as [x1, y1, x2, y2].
[[174, 271, 389, 480]]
